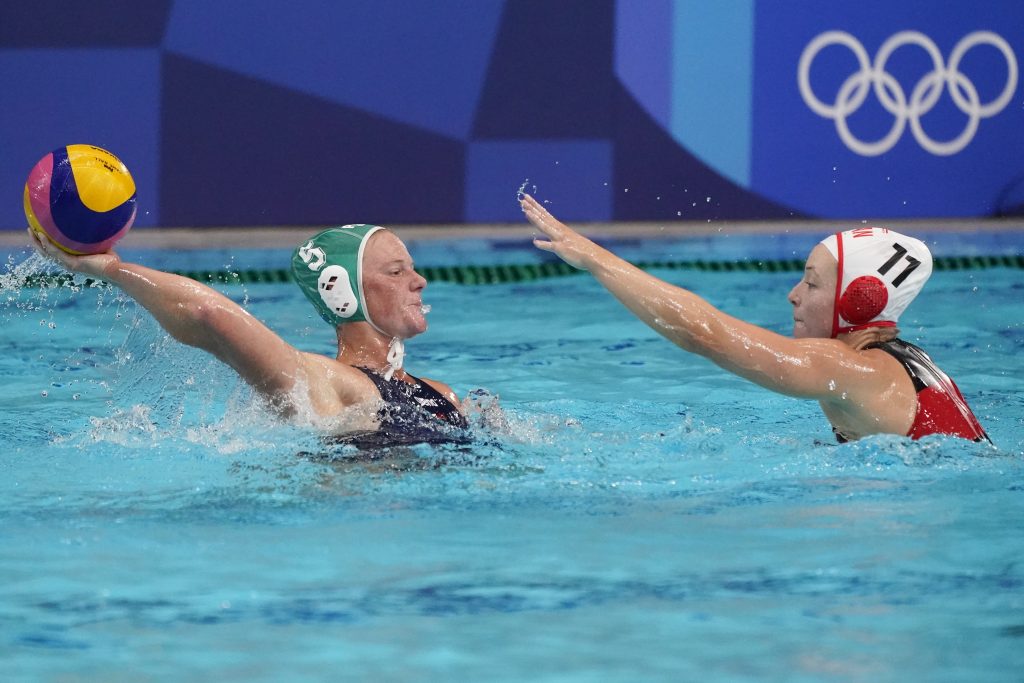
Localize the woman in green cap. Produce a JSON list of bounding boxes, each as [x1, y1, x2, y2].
[[29, 225, 468, 445]]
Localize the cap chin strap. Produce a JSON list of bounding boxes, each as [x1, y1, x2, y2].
[[360, 288, 407, 382], [364, 314, 405, 381], [384, 337, 405, 381]]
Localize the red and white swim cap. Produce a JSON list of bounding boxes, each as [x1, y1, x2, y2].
[[820, 227, 932, 338]]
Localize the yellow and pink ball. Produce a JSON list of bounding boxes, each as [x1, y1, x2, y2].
[[24, 145, 136, 255]]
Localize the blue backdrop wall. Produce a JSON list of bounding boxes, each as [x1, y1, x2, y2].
[[2, 0, 1022, 229]]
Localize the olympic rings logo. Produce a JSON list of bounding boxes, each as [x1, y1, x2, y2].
[[798, 31, 1018, 156]]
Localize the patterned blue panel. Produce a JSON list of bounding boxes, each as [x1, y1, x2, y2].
[[0, 49, 161, 228], [473, 0, 614, 139], [5, 1, 1015, 230], [614, 0, 672, 130], [163, 0, 504, 141], [0, 2, 171, 47], [465, 140, 613, 222], [160, 55, 465, 227], [751, 0, 1024, 217], [670, 0, 754, 187], [611, 80, 797, 222]]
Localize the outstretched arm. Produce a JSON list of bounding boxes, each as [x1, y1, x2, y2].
[[520, 195, 876, 400], [30, 229, 305, 405]]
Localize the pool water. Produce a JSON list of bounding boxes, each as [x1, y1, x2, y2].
[[1, 233, 1023, 682]]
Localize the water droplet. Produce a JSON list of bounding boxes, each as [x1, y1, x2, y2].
[[705, 197, 711, 203], [40, 390, 48, 397], [828, 380, 836, 391]]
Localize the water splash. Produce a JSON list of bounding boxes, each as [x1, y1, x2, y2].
[[516, 178, 538, 201]]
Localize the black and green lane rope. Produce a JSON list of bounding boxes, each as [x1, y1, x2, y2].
[[11, 254, 1024, 289]]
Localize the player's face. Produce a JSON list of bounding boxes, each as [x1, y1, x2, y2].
[[788, 245, 837, 338], [362, 231, 429, 339]]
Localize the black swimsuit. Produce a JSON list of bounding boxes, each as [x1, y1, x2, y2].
[[327, 367, 470, 450]]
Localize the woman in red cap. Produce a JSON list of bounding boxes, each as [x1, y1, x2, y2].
[[520, 194, 989, 443]]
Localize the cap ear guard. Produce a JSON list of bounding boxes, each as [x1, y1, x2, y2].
[[837, 275, 889, 325], [317, 264, 359, 319]]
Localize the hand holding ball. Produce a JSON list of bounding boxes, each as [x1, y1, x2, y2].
[[24, 145, 136, 255]]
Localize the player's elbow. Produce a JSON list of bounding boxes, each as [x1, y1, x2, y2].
[[170, 297, 231, 349]]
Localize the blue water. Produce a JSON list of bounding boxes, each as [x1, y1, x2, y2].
[[1, 232, 1023, 682]]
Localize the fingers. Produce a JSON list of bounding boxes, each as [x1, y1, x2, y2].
[[518, 193, 543, 219], [522, 206, 551, 233], [27, 227, 77, 270], [36, 235, 63, 261], [519, 193, 542, 211], [520, 197, 564, 240], [520, 194, 592, 270], [27, 227, 54, 258], [519, 194, 552, 223]]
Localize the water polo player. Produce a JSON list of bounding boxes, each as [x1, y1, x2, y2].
[[521, 194, 989, 443], [29, 224, 469, 445]]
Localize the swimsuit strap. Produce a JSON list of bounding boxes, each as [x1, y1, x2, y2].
[[356, 366, 468, 429], [865, 339, 930, 392], [865, 339, 991, 444]]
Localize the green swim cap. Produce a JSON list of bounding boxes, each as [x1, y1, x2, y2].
[[291, 224, 384, 327]]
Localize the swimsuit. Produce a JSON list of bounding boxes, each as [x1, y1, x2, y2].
[[327, 367, 470, 449], [834, 339, 989, 443]]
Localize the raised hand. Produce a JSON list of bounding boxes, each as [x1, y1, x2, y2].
[[28, 227, 120, 279], [520, 194, 602, 271]]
